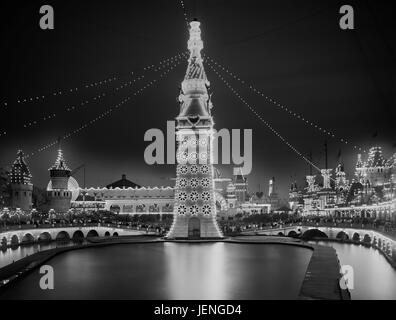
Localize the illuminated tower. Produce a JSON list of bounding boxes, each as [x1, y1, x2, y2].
[[234, 167, 248, 203], [306, 175, 317, 193], [47, 148, 72, 213], [320, 169, 332, 189], [167, 20, 223, 239], [10, 150, 33, 211]]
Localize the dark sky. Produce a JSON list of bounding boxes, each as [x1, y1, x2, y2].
[[0, 0, 395, 200]]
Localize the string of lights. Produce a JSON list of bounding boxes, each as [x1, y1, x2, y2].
[[207, 62, 331, 178], [0, 77, 116, 111], [0, 51, 185, 112], [179, 0, 190, 26], [25, 57, 185, 160], [1, 53, 186, 139], [204, 54, 368, 154]]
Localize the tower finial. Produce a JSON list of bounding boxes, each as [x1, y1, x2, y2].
[[187, 20, 203, 62]]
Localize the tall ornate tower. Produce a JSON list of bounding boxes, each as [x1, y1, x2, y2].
[[166, 20, 223, 239], [10, 150, 33, 211], [234, 167, 248, 203], [47, 148, 72, 213]]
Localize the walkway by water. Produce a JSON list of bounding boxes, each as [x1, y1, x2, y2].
[[313, 241, 396, 300]]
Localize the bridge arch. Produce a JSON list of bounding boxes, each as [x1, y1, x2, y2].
[[10, 235, 19, 246], [1, 237, 7, 247], [21, 233, 35, 244], [113, 232, 119, 237], [302, 228, 328, 240], [288, 230, 297, 237], [38, 232, 52, 242], [104, 231, 110, 237], [72, 230, 84, 241], [336, 231, 349, 240], [56, 231, 70, 241], [87, 230, 99, 238], [363, 234, 371, 244], [352, 233, 360, 242]]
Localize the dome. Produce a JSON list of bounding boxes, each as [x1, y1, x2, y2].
[[106, 174, 140, 189]]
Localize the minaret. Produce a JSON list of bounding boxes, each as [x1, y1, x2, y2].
[[166, 20, 223, 239], [268, 177, 274, 197], [320, 169, 332, 189], [47, 147, 72, 213], [355, 153, 364, 183], [306, 175, 317, 193], [234, 167, 248, 203], [10, 150, 33, 211]]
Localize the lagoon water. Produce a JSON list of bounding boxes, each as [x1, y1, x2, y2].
[[0, 242, 312, 299]]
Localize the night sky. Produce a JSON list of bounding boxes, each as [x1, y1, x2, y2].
[[0, 0, 395, 200]]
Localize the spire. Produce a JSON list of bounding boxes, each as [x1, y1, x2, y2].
[[178, 20, 212, 122], [49, 148, 70, 171], [366, 146, 386, 167], [185, 20, 207, 83], [356, 153, 363, 168], [10, 150, 32, 184]]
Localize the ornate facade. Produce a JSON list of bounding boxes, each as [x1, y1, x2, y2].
[[289, 146, 396, 219], [166, 20, 223, 238]]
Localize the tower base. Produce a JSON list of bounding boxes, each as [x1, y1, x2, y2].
[[166, 215, 223, 239]]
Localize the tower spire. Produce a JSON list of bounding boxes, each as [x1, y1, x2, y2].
[[178, 20, 212, 123]]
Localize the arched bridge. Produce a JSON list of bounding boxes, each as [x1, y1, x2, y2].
[[0, 226, 146, 247], [257, 225, 396, 260]]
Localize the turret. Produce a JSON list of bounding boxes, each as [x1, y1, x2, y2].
[[9, 150, 33, 211], [47, 148, 72, 213]]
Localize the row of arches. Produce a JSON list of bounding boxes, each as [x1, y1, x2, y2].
[[282, 228, 395, 257], [1, 230, 119, 247]]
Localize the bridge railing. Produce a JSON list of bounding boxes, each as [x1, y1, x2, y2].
[[255, 222, 396, 241], [0, 222, 141, 234]]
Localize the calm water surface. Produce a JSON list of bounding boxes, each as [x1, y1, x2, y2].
[[0, 242, 75, 268], [0, 243, 312, 300], [314, 241, 396, 300]]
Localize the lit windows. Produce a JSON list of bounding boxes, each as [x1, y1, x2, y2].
[[190, 178, 199, 188], [177, 205, 187, 215], [178, 165, 188, 175], [179, 178, 188, 188], [176, 151, 188, 163], [202, 204, 211, 215], [189, 191, 199, 201], [201, 191, 211, 201], [201, 178, 210, 188], [200, 165, 209, 174], [178, 192, 187, 201], [189, 205, 199, 215], [190, 165, 198, 174]]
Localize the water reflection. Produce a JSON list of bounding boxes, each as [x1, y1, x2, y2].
[[0, 243, 312, 300], [0, 241, 78, 268]]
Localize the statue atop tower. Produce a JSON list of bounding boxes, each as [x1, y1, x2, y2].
[[166, 21, 223, 239]]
